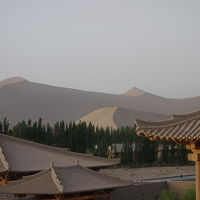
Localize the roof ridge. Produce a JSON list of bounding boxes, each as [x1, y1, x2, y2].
[[65, 150, 120, 162], [0, 147, 9, 172], [172, 110, 200, 118], [53, 164, 131, 187], [50, 164, 64, 193], [0, 133, 68, 151], [72, 165, 131, 185], [0, 134, 119, 166], [0, 164, 131, 195], [135, 113, 200, 129], [0, 133, 69, 154], [54, 165, 79, 170], [4, 169, 52, 188]]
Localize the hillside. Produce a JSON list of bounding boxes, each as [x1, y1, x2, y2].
[[1, 77, 200, 127]]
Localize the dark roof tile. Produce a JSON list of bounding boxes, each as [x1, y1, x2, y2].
[[0, 134, 119, 173], [0, 165, 130, 195], [135, 110, 200, 143]]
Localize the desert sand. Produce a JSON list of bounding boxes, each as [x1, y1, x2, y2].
[[0, 77, 25, 88], [79, 106, 168, 129], [78, 107, 118, 129], [123, 87, 145, 96], [100, 166, 195, 181], [1, 77, 200, 127]]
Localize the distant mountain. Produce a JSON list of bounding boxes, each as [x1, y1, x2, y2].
[[1, 77, 200, 128]]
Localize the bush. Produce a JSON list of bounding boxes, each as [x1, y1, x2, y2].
[[160, 190, 179, 200], [180, 187, 195, 200]]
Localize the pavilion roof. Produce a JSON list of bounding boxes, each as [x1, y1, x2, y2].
[[0, 134, 119, 173], [134, 110, 200, 144], [0, 164, 130, 195]]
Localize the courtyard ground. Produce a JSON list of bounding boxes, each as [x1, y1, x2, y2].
[[100, 165, 195, 181]]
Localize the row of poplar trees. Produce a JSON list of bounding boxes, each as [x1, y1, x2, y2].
[[0, 117, 189, 166]]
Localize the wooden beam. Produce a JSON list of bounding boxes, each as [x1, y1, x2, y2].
[[188, 152, 200, 200], [191, 149, 200, 154], [43, 193, 111, 200], [186, 144, 192, 150], [189, 142, 200, 151], [0, 180, 6, 186], [196, 161, 200, 200], [188, 153, 200, 162]]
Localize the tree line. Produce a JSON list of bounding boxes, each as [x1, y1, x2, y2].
[[0, 117, 189, 166]]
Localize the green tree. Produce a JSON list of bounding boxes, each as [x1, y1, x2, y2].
[[160, 190, 178, 200], [0, 121, 2, 133], [180, 187, 195, 200], [3, 117, 9, 134]]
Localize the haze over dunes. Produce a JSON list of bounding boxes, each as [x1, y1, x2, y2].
[[1, 77, 200, 128]]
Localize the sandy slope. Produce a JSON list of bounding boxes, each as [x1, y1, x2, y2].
[[0, 77, 25, 88], [123, 87, 146, 96], [1, 77, 200, 127], [79, 107, 168, 129], [78, 107, 118, 129], [100, 166, 195, 181]]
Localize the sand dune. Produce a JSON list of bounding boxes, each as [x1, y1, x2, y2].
[[113, 108, 168, 128], [122, 87, 146, 96], [78, 107, 118, 129], [1, 77, 200, 127], [0, 77, 25, 88], [79, 107, 168, 129]]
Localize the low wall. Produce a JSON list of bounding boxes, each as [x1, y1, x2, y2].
[[166, 181, 195, 197], [112, 182, 166, 200], [112, 181, 195, 200]]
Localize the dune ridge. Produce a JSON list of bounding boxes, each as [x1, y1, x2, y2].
[[79, 107, 168, 129], [122, 87, 145, 96], [0, 77, 26, 88], [1, 77, 200, 128], [78, 107, 118, 129]]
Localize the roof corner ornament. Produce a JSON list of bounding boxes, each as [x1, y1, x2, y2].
[[0, 147, 9, 171], [50, 162, 64, 193], [50, 161, 54, 169], [76, 160, 79, 166]]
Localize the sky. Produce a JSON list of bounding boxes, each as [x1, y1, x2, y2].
[[0, 0, 200, 98]]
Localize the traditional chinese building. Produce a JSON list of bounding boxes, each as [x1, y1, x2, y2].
[[0, 133, 119, 183], [135, 110, 200, 200], [0, 163, 130, 200]]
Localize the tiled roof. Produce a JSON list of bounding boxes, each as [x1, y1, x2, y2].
[[0, 164, 130, 195], [0, 147, 9, 173], [0, 134, 119, 173], [134, 110, 200, 143]]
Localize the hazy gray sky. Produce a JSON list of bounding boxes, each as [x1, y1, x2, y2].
[[1, 0, 200, 98]]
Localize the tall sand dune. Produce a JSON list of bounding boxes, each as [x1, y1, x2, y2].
[[122, 87, 146, 96], [78, 107, 168, 129], [78, 107, 118, 129], [0, 77, 26, 88], [1, 77, 200, 127]]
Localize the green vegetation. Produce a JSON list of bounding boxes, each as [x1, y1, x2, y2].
[[160, 190, 178, 200], [180, 187, 195, 200], [159, 187, 195, 200], [1, 117, 190, 166]]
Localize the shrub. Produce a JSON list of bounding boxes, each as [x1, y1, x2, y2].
[[160, 190, 179, 200], [180, 187, 195, 200]]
